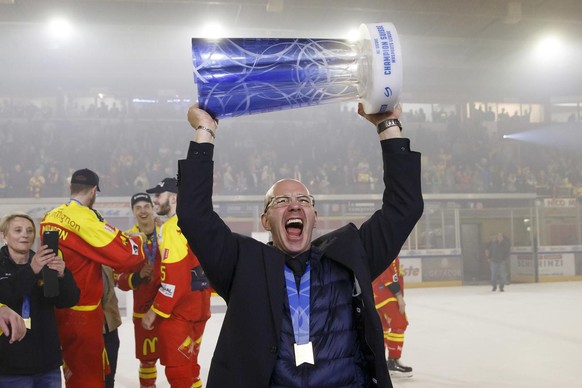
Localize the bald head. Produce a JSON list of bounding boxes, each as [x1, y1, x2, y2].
[[263, 179, 310, 214]]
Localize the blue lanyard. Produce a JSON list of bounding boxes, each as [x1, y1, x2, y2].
[[22, 295, 31, 319], [144, 228, 157, 265], [284, 262, 310, 345]]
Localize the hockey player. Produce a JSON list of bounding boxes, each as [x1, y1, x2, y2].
[[117, 192, 162, 388], [40, 168, 145, 387], [372, 256, 413, 378], [142, 178, 211, 388]]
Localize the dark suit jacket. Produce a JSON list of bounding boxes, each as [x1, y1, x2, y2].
[[177, 138, 423, 388]]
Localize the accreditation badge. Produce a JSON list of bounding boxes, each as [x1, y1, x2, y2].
[[294, 341, 314, 366]]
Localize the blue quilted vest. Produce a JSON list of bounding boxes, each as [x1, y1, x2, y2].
[[269, 251, 370, 387]]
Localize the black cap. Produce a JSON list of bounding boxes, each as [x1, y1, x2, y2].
[[130, 192, 152, 208], [146, 177, 178, 194], [71, 168, 100, 192]]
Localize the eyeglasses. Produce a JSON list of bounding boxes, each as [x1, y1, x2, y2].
[[264, 194, 315, 212]]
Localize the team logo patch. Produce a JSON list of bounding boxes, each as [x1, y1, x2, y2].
[[159, 282, 176, 298], [104, 224, 116, 233], [163, 248, 169, 260], [130, 239, 139, 255], [177, 336, 194, 359], [392, 273, 398, 283]]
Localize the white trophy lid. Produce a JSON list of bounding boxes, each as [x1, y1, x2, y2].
[[357, 22, 403, 114]]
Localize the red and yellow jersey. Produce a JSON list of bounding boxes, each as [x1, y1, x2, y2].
[[40, 201, 145, 310], [151, 215, 201, 318], [117, 224, 162, 317], [372, 257, 403, 309]]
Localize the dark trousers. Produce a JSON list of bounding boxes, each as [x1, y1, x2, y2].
[[104, 328, 120, 388], [490, 261, 507, 289]]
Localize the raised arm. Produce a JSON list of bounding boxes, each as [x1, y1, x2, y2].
[[178, 106, 240, 298], [187, 105, 218, 145], [356, 103, 424, 278]]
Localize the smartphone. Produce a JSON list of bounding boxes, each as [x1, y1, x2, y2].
[[42, 230, 60, 297]]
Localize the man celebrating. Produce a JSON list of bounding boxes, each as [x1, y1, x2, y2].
[[177, 104, 423, 387], [40, 168, 145, 387], [142, 178, 211, 388], [117, 192, 161, 388]]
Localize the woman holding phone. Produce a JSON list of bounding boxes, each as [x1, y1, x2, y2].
[[0, 212, 79, 387]]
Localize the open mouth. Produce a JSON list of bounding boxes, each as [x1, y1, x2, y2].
[[285, 218, 304, 237]]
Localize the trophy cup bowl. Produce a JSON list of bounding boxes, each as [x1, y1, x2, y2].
[[192, 22, 402, 119]]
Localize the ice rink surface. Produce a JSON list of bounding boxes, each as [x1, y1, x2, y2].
[[113, 281, 582, 388]]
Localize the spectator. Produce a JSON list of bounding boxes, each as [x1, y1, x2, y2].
[[0, 212, 79, 387], [28, 169, 46, 198]]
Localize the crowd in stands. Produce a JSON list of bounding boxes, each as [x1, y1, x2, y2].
[[1, 99, 581, 200]]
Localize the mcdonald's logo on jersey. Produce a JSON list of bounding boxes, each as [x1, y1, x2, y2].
[[142, 336, 158, 356]]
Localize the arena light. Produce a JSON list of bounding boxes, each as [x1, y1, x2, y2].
[[201, 23, 225, 40], [532, 34, 565, 65], [47, 17, 74, 41], [501, 124, 582, 150]]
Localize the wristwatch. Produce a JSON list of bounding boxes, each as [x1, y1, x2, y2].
[[376, 118, 402, 134]]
